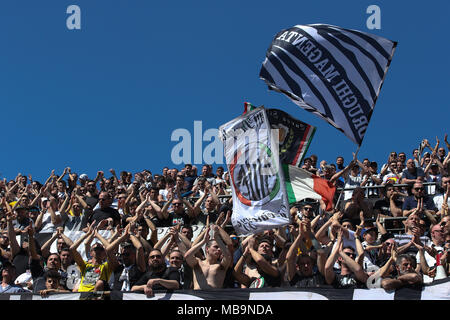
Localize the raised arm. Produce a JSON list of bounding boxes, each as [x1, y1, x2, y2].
[[40, 230, 60, 259], [184, 226, 210, 268], [47, 197, 63, 226], [193, 191, 208, 216], [105, 225, 129, 272], [324, 229, 343, 285], [286, 229, 307, 281], [247, 236, 279, 278], [6, 210, 20, 258], [67, 226, 93, 269], [233, 245, 252, 288], [212, 224, 232, 270], [160, 195, 172, 220]]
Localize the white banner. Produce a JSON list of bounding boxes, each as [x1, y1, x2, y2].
[[45, 225, 207, 260], [219, 107, 290, 236]]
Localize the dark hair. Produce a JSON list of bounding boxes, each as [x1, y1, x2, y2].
[[44, 270, 61, 281], [149, 248, 162, 255], [120, 242, 136, 251], [351, 187, 365, 200], [343, 246, 355, 253], [181, 225, 193, 231], [258, 237, 273, 247]]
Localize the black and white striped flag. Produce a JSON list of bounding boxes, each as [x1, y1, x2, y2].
[[259, 24, 397, 145]]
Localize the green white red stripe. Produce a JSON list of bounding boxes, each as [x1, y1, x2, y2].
[[282, 164, 336, 211], [291, 125, 316, 167]]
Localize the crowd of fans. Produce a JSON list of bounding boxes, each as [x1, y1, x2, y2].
[[0, 136, 449, 297]]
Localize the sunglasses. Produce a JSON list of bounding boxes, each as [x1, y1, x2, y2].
[[414, 188, 424, 191], [303, 207, 313, 211], [149, 255, 162, 259], [345, 253, 356, 258]]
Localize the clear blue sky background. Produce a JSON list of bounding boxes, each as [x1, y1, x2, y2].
[[0, 0, 448, 182]]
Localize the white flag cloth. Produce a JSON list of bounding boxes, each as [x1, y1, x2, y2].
[[219, 107, 290, 236]]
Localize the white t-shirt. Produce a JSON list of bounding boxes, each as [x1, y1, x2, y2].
[[344, 175, 362, 201], [39, 211, 62, 234], [382, 173, 401, 185], [426, 174, 441, 195], [433, 193, 450, 212]]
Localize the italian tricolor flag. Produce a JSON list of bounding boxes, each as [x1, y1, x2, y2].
[[282, 164, 336, 211]]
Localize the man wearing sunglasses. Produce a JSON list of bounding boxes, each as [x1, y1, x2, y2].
[[416, 223, 446, 284], [324, 230, 368, 289], [433, 175, 450, 216], [105, 225, 146, 292], [131, 248, 180, 297], [298, 203, 315, 220], [401, 159, 425, 185], [402, 182, 438, 227]]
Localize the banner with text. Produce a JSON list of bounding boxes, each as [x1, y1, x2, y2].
[[219, 107, 290, 235]]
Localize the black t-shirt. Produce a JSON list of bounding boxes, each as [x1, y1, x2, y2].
[[134, 266, 180, 291], [332, 273, 366, 289], [184, 175, 197, 190], [167, 210, 192, 227], [373, 198, 404, 216], [85, 196, 99, 209], [180, 263, 193, 290], [112, 264, 145, 291], [289, 272, 326, 288], [12, 248, 29, 275], [88, 207, 121, 226], [196, 210, 220, 225], [30, 259, 68, 291]]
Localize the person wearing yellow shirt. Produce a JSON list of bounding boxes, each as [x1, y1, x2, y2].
[[66, 226, 112, 292]]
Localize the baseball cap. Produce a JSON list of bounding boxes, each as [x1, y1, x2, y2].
[[361, 227, 378, 237], [79, 174, 89, 180]]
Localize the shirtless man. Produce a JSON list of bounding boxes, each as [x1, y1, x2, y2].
[[184, 225, 231, 289], [234, 236, 281, 288]]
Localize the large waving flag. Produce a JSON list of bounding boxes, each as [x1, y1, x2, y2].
[[259, 24, 396, 145]]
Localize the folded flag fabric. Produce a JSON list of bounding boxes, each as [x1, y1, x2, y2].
[[244, 102, 316, 167], [283, 164, 336, 211]]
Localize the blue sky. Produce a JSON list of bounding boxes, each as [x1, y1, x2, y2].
[[0, 0, 448, 182]]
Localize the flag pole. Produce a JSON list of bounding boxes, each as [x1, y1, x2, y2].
[[333, 144, 361, 211]]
